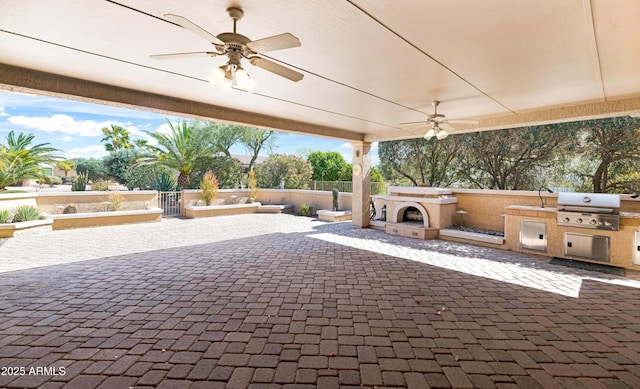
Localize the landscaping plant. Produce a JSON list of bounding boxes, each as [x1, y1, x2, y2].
[[299, 203, 313, 217], [332, 187, 339, 211], [72, 172, 88, 191], [200, 170, 219, 205], [108, 189, 123, 211], [248, 170, 258, 201], [152, 172, 177, 192], [12, 205, 40, 222], [91, 179, 110, 191], [0, 209, 11, 223]]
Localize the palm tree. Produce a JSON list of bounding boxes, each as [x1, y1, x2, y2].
[[56, 159, 75, 179], [101, 125, 132, 152], [0, 131, 62, 190], [139, 120, 217, 189]]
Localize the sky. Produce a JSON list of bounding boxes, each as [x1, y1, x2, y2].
[[0, 90, 379, 166]]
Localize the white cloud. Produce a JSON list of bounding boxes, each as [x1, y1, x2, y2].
[[54, 135, 75, 142], [65, 145, 109, 159], [0, 107, 9, 117], [7, 113, 153, 141], [8, 114, 113, 137]]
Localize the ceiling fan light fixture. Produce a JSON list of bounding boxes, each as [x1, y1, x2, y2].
[[436, 129, 448, 140], [424, 128, 436, 140], [234, 67, 256, 91], [207, 66, 227, 84]]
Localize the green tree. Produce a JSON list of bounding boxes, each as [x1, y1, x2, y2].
[[455, 124, 578, 190], [133, 138, 148, 148], [307, 151, 350, 181], [379, 137, 460, 186], [370, 166, 384, 182], [140, 120, 217, 189], [123, 164, 171, 190], [205, 122, 244, 157], [578, 117, 640, 193], [56, 159, 75, 179], [103, 148, 139, 185], [101, 124, 133, 152], [0, 131, 62, 190], [189, 155, 244, 189], [240, 128, 278, 172], [74, 158, 110, 181], [255, 154, 313, 189]]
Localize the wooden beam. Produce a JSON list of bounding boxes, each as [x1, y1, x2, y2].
[[0, 63, 364, 142]]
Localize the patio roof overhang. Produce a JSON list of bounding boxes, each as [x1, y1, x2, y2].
[[1, 1, 640, 143]]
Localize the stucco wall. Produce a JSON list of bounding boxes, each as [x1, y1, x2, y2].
[[36, 191, 159, 213], [183, 189, 352, 216]]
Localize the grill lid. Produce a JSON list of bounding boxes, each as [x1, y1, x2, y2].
[[557, 192, 620, 211]]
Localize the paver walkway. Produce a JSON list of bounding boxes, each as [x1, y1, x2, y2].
[[0, 213, 640, 388]]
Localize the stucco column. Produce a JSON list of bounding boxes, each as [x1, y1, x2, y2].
[[351, 141, 371, 228]]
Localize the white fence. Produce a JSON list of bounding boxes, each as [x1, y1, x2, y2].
[[309, 181, 387, 194], [158, 191, 182, 217]]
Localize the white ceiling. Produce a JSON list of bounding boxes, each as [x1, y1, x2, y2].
[[1, 0, 640, 142]]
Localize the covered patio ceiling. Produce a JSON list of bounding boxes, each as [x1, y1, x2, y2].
[[1, 0, 640, 143]]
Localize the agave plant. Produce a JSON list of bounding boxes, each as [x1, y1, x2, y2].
[[0, 209, 12, 223], [12, 205, 40, 222], [72, 172, 88, 191], [152, 172, 177, 192]]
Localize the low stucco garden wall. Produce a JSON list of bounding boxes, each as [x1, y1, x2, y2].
[[182, 189, 352, 216], [36, 190, 159, 214]]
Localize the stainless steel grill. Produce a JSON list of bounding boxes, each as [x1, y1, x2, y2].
[[556, 193, 620, 231]]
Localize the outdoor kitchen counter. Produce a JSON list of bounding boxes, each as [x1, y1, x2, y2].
[[505, 205, 640, 270]]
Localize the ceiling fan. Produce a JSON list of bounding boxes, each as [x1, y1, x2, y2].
[[401, 100, 479, 140], [150, 7, 304, 91]]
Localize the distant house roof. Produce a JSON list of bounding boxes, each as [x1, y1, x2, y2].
[[230, 154, 267, 169]]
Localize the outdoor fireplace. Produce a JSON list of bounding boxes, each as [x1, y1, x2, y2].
[[382, 186, 458, 239], [403, 207, 424, 224]]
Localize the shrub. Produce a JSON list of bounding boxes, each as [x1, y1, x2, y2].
[[299, 203, 313, 217], [103, 148, 139, 185], [108, 189, 123, 211], [248, 170, 258, 200], [74, 158, 109, 181], [189, 156, 244, 189], [255, 154, 313, 189], [63, 204, 78, 214], [124, 164, 170, 190], [91, 180, 111, 191], [0, 209, 11, 223], [200, 170, 219, 205], [332, 188, 339, 211], [13, 205, 40, 222], [37, 176, 63, 186], [72, 172, 88, 191]]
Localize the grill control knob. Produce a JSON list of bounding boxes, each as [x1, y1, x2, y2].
[[589, 219, 597, 225], [576, 218, 583, 224], [604, 220, 612, 226], [562, 217, 570, 223]]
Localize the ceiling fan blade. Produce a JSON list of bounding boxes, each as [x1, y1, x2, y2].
[[246, 33, 301, 53], [445, 119, 480, 125], [164, 14, 224, 45], [250, 57, 304, 82], [150, 52, 217, 60], [439, 122, 456, 132], [399, 121, 428, 125]]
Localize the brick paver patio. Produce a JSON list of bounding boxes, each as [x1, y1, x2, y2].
[[1, 213, 640, 388]]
